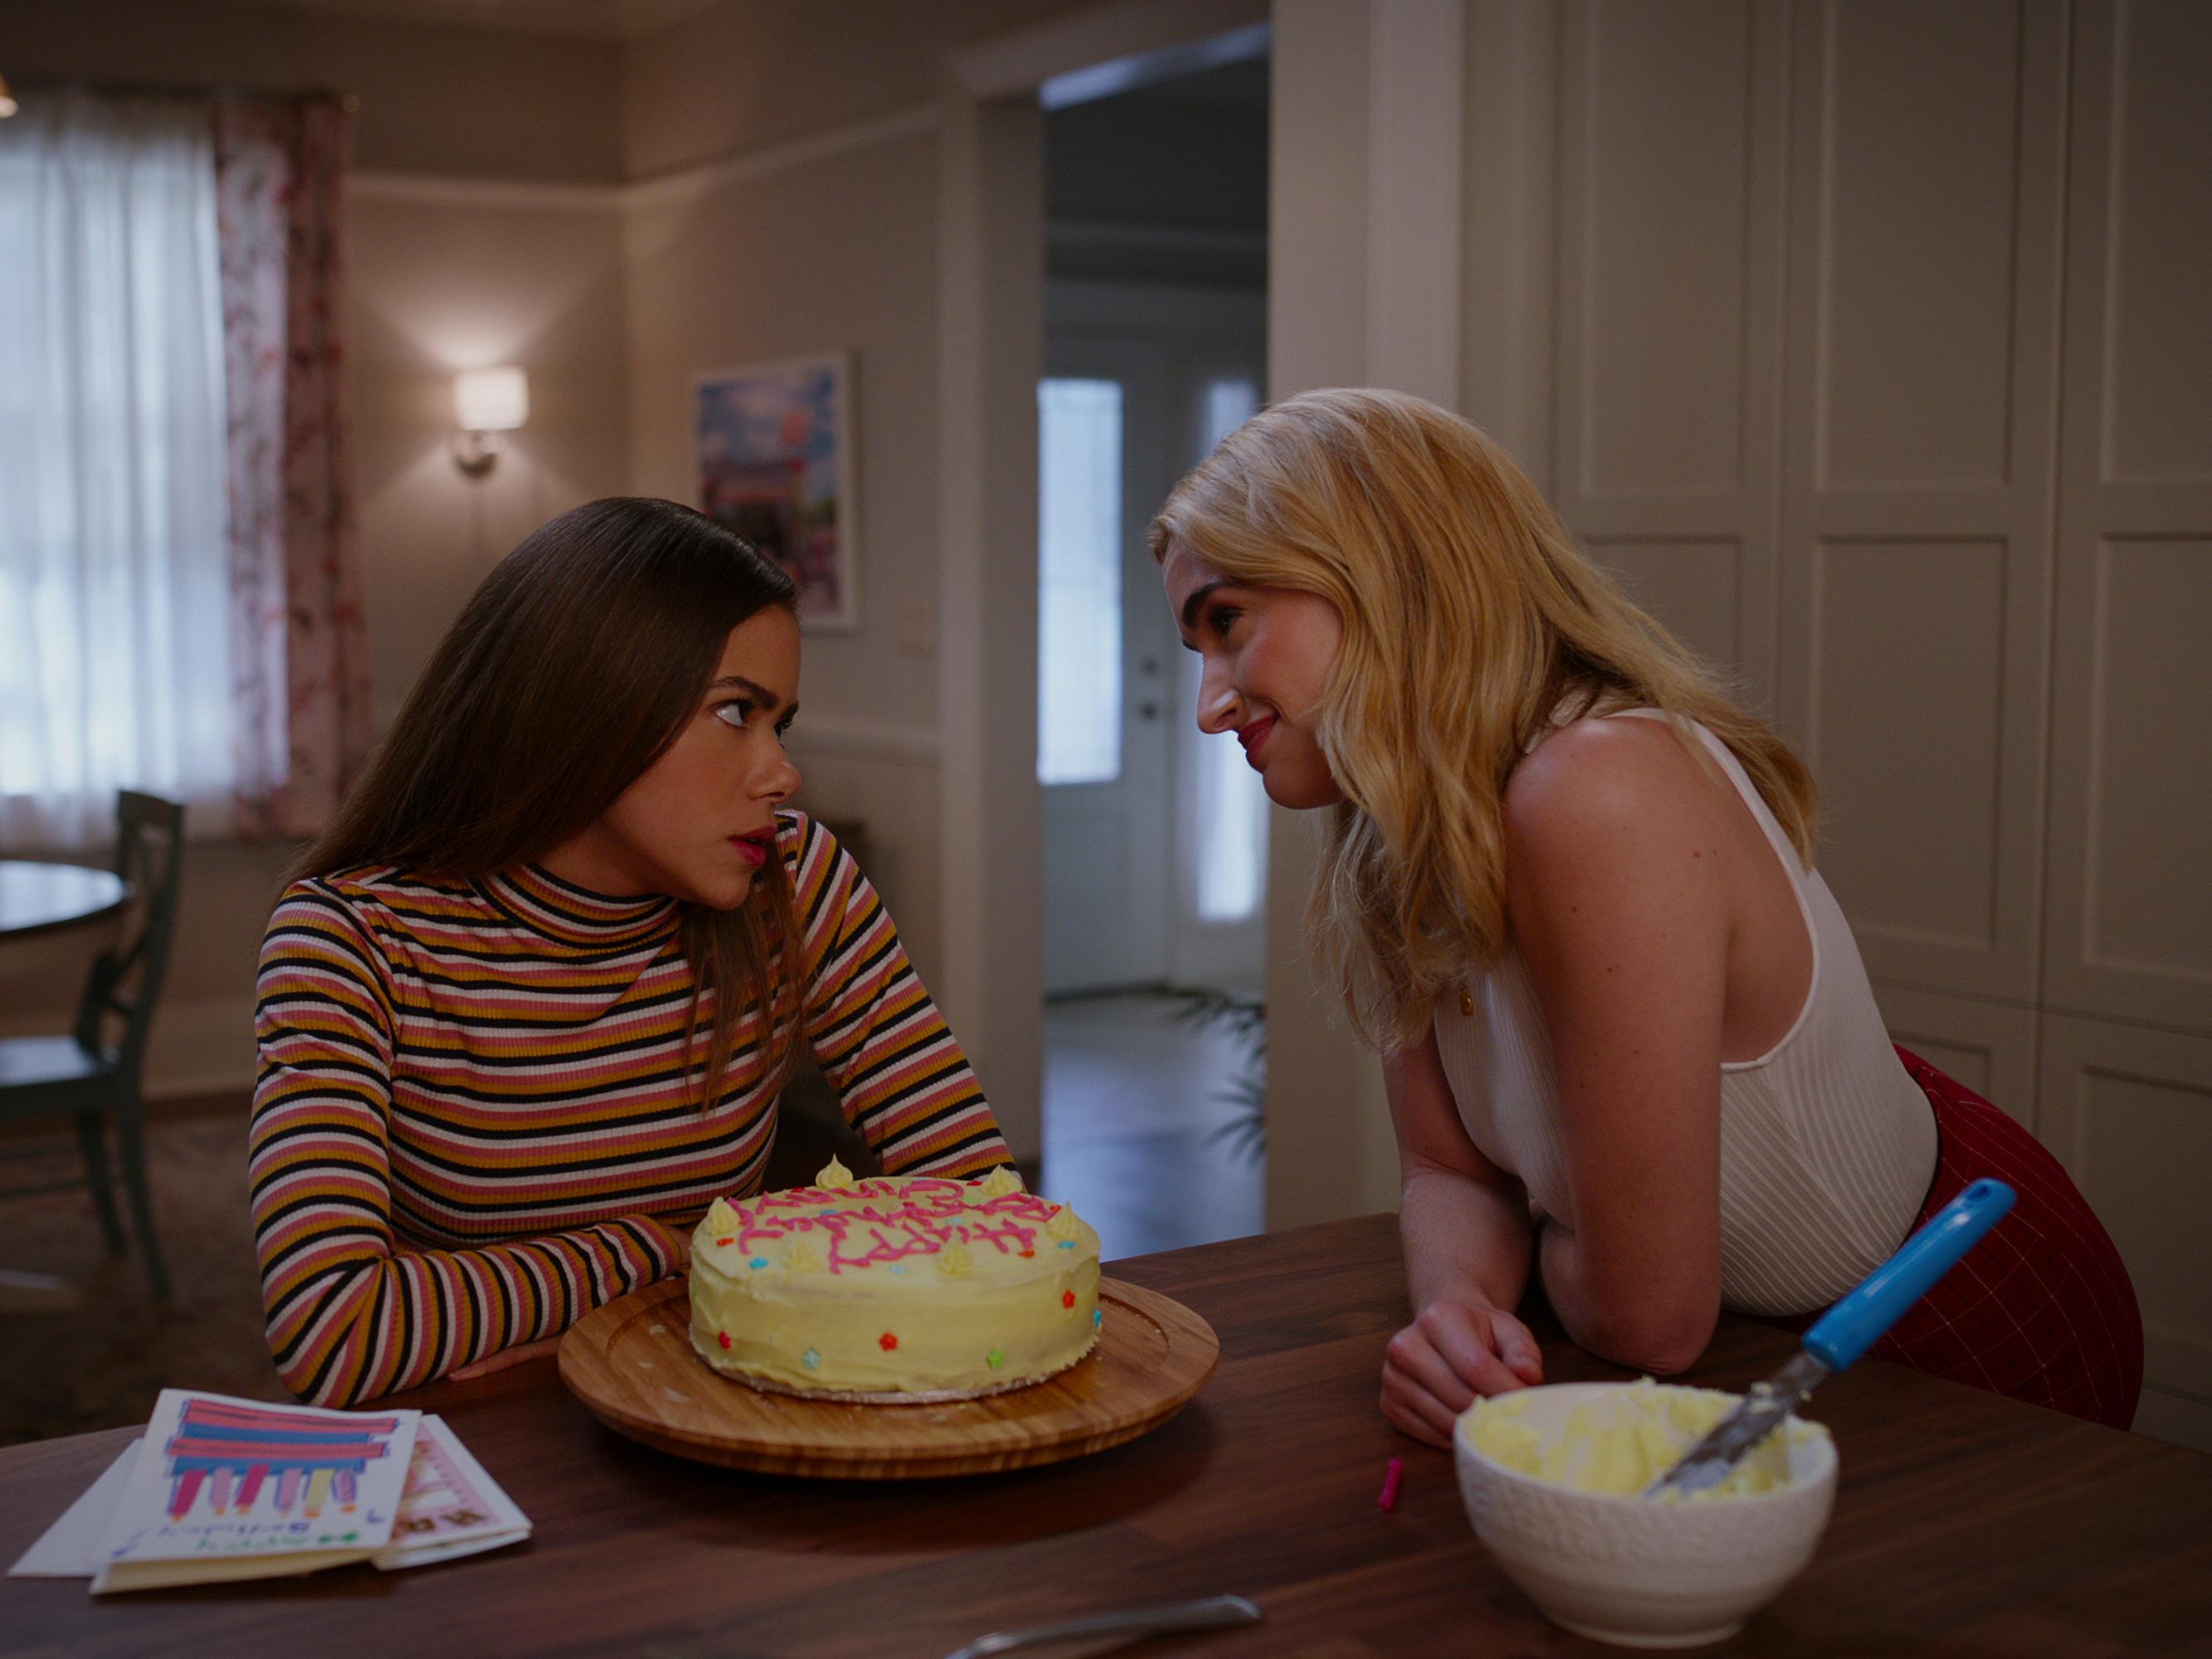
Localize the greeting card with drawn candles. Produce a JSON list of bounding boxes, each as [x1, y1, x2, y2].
[[90, 1390, 420, 1593]]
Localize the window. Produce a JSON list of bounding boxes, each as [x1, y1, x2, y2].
[[0, 98, 235, 846], [1193, 375, 1265, 922], [1036, 377, 1124, 786]]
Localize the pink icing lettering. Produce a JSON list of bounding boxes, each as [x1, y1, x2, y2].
[[722, 1180, 1057, 1272]]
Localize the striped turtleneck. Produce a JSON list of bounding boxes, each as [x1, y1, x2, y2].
[[249, 811, 1009, 1406]]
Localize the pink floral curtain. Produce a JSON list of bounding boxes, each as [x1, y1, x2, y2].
[[213, 97, 371, 839]]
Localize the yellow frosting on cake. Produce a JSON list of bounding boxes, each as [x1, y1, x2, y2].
[[689, 1163, 1103, 1398], [1462, 1379, 1822, 1501]]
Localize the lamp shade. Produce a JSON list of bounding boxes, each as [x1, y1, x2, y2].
[[455, 367, 529, 432]]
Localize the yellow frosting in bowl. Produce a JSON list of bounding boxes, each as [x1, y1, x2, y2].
[[1462, 1379, 1821, 1500]]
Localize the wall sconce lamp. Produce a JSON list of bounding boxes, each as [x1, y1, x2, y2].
[[452, 367, 528, 478], [0, 71, 18, 119]]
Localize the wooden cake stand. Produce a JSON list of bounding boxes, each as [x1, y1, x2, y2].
[[558, 1277, 1219, 1479]]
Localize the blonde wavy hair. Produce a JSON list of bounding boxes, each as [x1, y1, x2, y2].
[[1149, 388, 1818, 1053]]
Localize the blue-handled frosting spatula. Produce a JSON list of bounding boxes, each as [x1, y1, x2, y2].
[[1644, 1177, 2015, 1499]]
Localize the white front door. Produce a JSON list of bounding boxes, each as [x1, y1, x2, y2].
[[1038, 336, 1180, 994]]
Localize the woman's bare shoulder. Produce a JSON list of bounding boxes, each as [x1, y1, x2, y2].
[[1503, 714, 1725, 854]]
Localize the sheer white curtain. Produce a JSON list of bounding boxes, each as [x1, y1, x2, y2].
[[0, 96, 234, 848]]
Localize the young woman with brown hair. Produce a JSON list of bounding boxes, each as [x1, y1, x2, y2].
[[1155, 389, 2141, 1444], [251, 498, 1008, 1406]]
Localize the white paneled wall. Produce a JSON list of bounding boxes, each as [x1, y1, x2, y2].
[[2037, 0, 2212, 1449], [1440, 0, 2210, 1445], [2044, 0, 2212, 1035], [2039, 1019, 2212, 1448], [1775, 0, 2065, 1009], [1552, 0, 1788, 711]]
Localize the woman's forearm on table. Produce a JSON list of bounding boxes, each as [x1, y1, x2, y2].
[[1399, 1165, 1536, 1316]]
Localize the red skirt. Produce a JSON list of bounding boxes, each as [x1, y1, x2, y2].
[[1774, 1048, 2143, 1430]]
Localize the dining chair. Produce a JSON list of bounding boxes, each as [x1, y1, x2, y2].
[[0, 791, 186, 1300]]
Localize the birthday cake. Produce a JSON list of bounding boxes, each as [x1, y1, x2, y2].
[[688, 1160, 1104, 1401]]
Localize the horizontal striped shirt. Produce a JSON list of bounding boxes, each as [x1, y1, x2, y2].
[[251, 811, 1009, 1406]]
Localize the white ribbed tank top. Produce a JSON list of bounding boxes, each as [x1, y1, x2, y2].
[[1433, 708, 1938, 1316]]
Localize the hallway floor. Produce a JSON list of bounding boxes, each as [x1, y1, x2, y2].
[[1039, 990, 1264, 1262]]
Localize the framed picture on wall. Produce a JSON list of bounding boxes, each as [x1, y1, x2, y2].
[[694, 353, 859, 630]]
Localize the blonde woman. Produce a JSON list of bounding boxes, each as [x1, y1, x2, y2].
[[1153, 389, 2141, 1444]]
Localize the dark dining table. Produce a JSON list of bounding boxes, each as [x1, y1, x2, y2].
[[3, 1214, 2209, 1657], [0, 859, 128, 941], [0, 857, 131, 1313]]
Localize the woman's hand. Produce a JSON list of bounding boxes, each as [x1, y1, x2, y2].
[[1381, 1030, 1546, 1447], [449, 1337, 563, 1381], [1381, 1297, 1545, 1447]]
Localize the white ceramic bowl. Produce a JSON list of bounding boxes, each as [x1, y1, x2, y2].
[[1454, 1382, 1838, 1648]]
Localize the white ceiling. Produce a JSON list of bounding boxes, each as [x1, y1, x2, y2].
[[187, 0, 724, 41]]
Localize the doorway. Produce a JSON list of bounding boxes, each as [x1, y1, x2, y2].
[[1035, 46, 1269, 1255], [1038, 338, 1176, 994]]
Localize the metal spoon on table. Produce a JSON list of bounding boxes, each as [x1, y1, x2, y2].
[[941, 1593, 1262, 1659]]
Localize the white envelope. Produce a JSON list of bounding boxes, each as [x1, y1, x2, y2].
[[9, 1440, 138, 1578]]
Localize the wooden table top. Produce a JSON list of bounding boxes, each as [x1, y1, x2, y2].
[[4, 1214, 2209, 1657]]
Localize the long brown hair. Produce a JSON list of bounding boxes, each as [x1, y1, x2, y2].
[[1152, 389, 1818, 1053], [296, 497, 805, 1102]]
